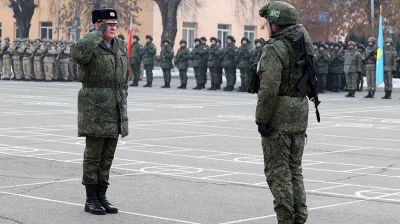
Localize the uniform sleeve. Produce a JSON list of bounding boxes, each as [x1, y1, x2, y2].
[[256, 46, 283, 124], [71, 30, 102, 65]]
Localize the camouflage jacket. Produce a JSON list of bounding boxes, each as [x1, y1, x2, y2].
[[159, 46, 174, 69], [174, 46, 190, 70], [314, 50, 330, 74], [236, 43, 253, 69], [190, 44, 208, 67], [256, 25, 311, 133], [221, 43, 238, 68], [71, 30, 129, 138], [1, 43, 10, 58], [130, 42, 143, 65], [207, 44, 223, 67], [344, 48, 362, 73], [329, 50, 344, 74], [141, 42, 156, 66], [251, 46, 263, 65], [384, 46, 397, 71]]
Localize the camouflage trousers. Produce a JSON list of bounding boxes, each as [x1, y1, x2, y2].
[[209, 67, 220, 86], [82, 136, 118, 186], [316, 73, 327, 91], [331, 73, 342, 91], [44, 62, 54, 81], [224, 68, 236, 88], [179, 69, 188, 85], [201, 66, 208, 85], [0, 59, 2, 76], [217, 67, 223, 85], [194, 67, 206, 86], [365, 65, 376, 91], [239, 68, 249, 90], [345, 72, 357, 91], [60, 58, 70, 81], [2, 57, 11, 79], [33, 58, 44, 80], [384, 71, 393, 91], [262, 132, 308, 224], [162, 68, 172, 85], [22, 57, 32, 80], [144, 65, 154, 84], [13, 58, 23, 80], [131, 63, 141, 84], [68, 60, 76, 80]]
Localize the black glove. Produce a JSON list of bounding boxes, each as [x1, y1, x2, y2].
[[256, 122, 274, 137], [97, 23, 108, 33]]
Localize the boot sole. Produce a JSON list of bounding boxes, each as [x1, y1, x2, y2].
[[105, 209, 119, 214], [84, 206, 106, 215]]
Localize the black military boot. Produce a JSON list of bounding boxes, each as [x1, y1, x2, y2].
[[382, 91, 389, 99], [177, 84, 183, 89], [96, 185, 118, 214], [84, 185, 106, 215], [345, 91, 353, 97], [193, 85, 202, 90], [364, 91, 372, 98], [143, 82, 152, 87], [371, 90, 375, 98], [223, 86, 233, 91], [216, 84, 221, 90], [207, 84, 216, 90]]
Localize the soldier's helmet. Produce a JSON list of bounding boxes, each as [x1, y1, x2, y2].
[[194, 38, 201, 43], [385, 38, 393, 44], [179, 39, 187, 45], [162, 39, 171, 45], [4, 37, 10, 41], [145, 35, 153, 41], [259, 1, 298, 25], [255, 38, 264, 45], [227, 36, 236, 43], [200, 37, 207, 42], [368, 37, 376, 43]]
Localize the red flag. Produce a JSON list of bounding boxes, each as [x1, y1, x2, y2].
[[127, 17, 133, 76]]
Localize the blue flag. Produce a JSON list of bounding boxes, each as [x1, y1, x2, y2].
[[375, 7, 384, 85]]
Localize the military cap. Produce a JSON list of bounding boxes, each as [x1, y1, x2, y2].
[[162, 39, 171, 44], [194, 38, 201, 43], [259, 1, 298, 25], [200, 37, 207, 42], [368, 37, 376, 43], [179, 39, 187, 44], [254, 39, 263, 44], [132, 35, 139, 41], [15, 38, 21, 42], [4, 37, 10, 41], [217, 39, 222, 44], [241, 37, 250, 43], [91, 8, 118, 24], [145, 35, 153, 41], [227, 35, 236, 43], [117, 34, 125, 40], [385, 38, 393, 44], [210, 37, 218, 42]]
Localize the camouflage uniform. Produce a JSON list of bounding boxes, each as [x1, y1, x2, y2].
[[382, 38, 397, 99], [174, 40, 190, 89], [22, 41, 34, 80], [58, 44, 71, 81], [329, 43, 344, 92], [129, 36, 143, 86], [200, 37, 209, 87], [14, 41, 24, 80], [142, 36, 156, 87], [344, 41, 362, 97], [71, 28, 129, 186], [257, 2, 311, 223], [236, 37, 253, 92], [207, 37, 224, 90], [159, 39, 174, 88], [221, 36, 238, 91], [314, 46, 330, 93], [33, 41, 46, 81], [191, 38, 209, 89], [364, 37, 377, 98], [43, 43, 58, 81], [1, 38, 11, 80]]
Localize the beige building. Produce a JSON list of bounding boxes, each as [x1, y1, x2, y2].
[[0, 0, 268, 49]]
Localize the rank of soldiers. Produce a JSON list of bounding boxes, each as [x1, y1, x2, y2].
[[0, 37, 77, 81]]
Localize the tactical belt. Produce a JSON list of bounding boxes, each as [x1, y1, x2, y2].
[[83, 82, 124, 89]]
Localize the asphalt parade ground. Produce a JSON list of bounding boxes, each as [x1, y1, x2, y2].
[[0, 79, 399, 224]]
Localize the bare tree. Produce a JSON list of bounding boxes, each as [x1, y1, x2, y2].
[[4, 0, 37, 38]]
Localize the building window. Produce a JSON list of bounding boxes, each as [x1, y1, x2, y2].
[[15, 23, 21, 39], [244, 25, 256, 46], [40, 22, 53, 39], [218, 24, 230, 48], [182, 22, 196, 48]]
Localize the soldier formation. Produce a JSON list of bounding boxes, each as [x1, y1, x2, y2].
[[313, 37, 399, 99], [0, 37, 78, 81], [128, 34, 265, 91]]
